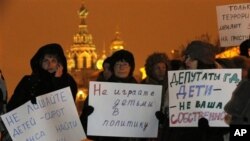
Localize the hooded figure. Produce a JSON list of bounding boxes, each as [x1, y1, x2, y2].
[[7, 43, 77, 111], [142, 52, 169, 111], [141, 53, 170, 141], [143, 52, 169, 83]]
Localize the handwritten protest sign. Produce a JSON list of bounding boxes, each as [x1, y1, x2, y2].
[[87, 81, 162, 137], [1, 87, 86, 141], [216, 3, 250, 47], [168, 69, 241, 127]]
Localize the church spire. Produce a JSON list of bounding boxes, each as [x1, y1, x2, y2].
[[78, 0, 88, 33], [110, 28, 125, 54], [67, 0, 97, 70]]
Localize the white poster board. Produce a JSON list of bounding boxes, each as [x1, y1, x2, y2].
[[87, 81, 162, 138], [216, 3, 250, 47], [168, 69, 241, 127], [1, 87, 86, 141]]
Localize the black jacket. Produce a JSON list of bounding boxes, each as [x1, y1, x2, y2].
[[7, 43, 77, 111]]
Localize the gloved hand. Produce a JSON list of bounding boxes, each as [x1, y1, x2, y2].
[[84, 105, 94, 116], [198, 117, 209, 129], [155, 111, 165, 124]]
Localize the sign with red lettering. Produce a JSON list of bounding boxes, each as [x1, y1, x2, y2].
[[168, 69, 241, 127], [87, 81, 162, 137], [0, 87, 86, 141], [216, 3, 250, 47]]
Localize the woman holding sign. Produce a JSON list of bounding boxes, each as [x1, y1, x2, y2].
[[80, 49, 138, 141], [7, 43, 78, 111], [167, 40, 226, 141], [3, 43, 79, 141]]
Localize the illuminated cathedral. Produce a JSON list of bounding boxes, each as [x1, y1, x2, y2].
[[66, 1, 125, 92]]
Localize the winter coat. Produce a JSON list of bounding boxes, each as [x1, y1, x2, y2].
[[224, 79, 250, 124], [0, 71, 7, 133], [141, 77, 168, 114], [81, 75, 137, 141], [7, 43, 77, 111], [107, 74, 137, 84]]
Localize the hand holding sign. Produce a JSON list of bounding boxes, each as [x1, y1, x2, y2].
[[87, 81, 162, 138], [1, 87, 86, 141], [168, 69, 241, 127]]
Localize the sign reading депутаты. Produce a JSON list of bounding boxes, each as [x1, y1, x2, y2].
[[0, 87, 86, 141], [168, 69, 241, 127], [87, 82, 162, 138]]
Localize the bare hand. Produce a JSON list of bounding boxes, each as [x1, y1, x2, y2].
[[224, 114, 232, 125], [55, 64, 63, 77]]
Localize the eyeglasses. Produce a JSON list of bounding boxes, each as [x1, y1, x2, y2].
[[115, 62, 130, 68]]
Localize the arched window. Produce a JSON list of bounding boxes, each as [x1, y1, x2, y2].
[[74, 55, 78, 69], [91, 56, 95, 69], [83, 56, 87, 68]]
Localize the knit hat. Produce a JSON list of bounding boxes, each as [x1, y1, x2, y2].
[[239, 39, 250, 57], [185, 40, 215, 65], [110, 49, 135, 76]]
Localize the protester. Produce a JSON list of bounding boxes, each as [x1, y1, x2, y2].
[[141, 52, 170, 141], [184, 40, 221, 69], [231, 56, 250, 79], [107, 49, 137, 83], [0, 70, 7, 115], [96, 56, 112, 81], [239, 39, 250, 58], [224, 62, 250, 125], [168, 40, 226, 141], [224, 72, 250, 125], [0, 70, 7, 140], [80, 49, 138, 141], [4, 43, 79, 141], [7, 43, 78, 111]]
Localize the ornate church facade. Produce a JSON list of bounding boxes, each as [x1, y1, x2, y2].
[[66, 1, 125, 91]]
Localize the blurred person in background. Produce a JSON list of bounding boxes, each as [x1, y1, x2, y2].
[[141, 52, 170, 141], [239, 39, 250, 58], [0, 70, 7, 141]]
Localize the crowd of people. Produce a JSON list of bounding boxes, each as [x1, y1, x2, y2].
[[0, 38, 250, 141]]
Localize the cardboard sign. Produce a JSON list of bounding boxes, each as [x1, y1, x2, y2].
[[216, 3, 250, 47], [1, 87, 86, 141], [168, 69, 241, 127], [87, 81, 162, 138]]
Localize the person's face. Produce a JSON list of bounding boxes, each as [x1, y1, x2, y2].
[[185, 55, 198, 69], [103, 63, 112, 80], [114, 60, 131, 78], [41, 54, 59, 73], [152, 62, 167, 81]]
